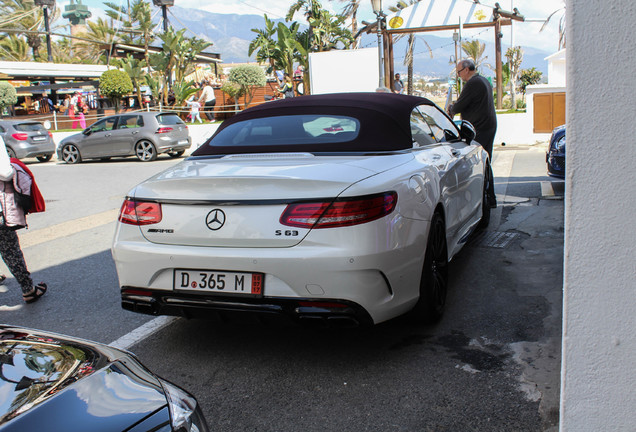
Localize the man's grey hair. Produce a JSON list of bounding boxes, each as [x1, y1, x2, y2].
[[458, 59, 476, 71]]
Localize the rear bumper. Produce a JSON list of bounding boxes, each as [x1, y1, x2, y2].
[[121, 287, 374, 327], [10, 141, 55, 159], [155, 136, 191, 153], [112, 216, 428, 325]]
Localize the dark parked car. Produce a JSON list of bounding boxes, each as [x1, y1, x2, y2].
[[546, 124, 566, 178], [0, 120, 55, 162], [0, 325, 209, 432], [57, 112, 191, 164]]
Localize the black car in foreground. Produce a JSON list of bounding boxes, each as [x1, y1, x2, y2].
[[546, 124, 566, 178], [0, 325, 208, 432]]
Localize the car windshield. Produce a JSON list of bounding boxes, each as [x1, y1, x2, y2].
[[203, 115, 360, 150], [156, 114, 184, 125], [14, 123, 46, 132]]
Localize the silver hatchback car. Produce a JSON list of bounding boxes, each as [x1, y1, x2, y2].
[[0, 120, 56, 162], [57, 112, 191, 164]]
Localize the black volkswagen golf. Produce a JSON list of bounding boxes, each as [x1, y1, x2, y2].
[[0, 325, 208, 432]]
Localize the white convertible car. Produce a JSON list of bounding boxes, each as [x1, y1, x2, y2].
[[112, 93, 491, 326]]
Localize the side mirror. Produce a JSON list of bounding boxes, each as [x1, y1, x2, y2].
[[82, 128, 92, 136], [458, 120, 476, 143]]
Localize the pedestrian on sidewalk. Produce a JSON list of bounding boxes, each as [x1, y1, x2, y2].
[[186, 98, 203, 124], [198, 81, 216, 121], [0, 136, 47, 303], [447, 58, 497, 207]]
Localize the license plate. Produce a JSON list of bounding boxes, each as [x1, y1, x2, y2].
[[177, 139, 188, 145], [32, 136, 46, 141], [174, 269, 263, 296]]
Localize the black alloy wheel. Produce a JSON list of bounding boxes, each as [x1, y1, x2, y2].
[[37, 154, 52, 162], [409, 211, 449, 324], [6, 147, 16, 159], [479, 164, 492, 229], [61, 144, 81, 164]]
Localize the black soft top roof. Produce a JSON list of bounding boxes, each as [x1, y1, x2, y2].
[[192, 93, 437, 155]]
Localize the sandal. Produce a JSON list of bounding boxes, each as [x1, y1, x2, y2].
[[23, 283, 47, 304]]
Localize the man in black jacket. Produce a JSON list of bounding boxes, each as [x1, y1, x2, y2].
[[448, 59, 497, 207]]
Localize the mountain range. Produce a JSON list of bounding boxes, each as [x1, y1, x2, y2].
[[168, 6, 551, 80]]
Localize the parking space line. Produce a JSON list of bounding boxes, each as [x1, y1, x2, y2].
[[20, 209, 119, 249], [541, 181, 555, 197], [109, 316, 179, 350]]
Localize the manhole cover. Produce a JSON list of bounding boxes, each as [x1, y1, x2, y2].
[[473, 231, 519, 248]]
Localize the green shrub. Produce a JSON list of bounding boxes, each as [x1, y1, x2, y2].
[[516, 100, 527, 109], [99, 69, 134, 112], [228, 65, 266, 107], [0, 82, 17, 116]]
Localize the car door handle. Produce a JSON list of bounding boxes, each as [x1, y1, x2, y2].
[[132, 131, 139, 134], [105, 133, 111, 137]]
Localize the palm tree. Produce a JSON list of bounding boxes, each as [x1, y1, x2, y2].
[[0, 34, 31, 61], [76, 17, 120, 63], [389, 0, 432, 95], [248, 15, 279, 72], [130, 0, 155, 70], [330, 0, 360, 47], [0, 0, 60, 60], [460, 39, 490, 71], [117, 54, 145, 107], [541, 2, 565, 50], [150, 28, 211, 105]]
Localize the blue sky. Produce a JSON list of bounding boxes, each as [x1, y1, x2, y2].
[[59, 0, 564, 53]]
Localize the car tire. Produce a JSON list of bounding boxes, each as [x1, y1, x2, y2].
[[408, 211, 448, 324], [61, 144, 81, 164], [6, 147, 16, 159], [478, 165, 491, 229], [37, 154, 52, 162], [168, 150, 185, 158], [135, 140, 157, 162]]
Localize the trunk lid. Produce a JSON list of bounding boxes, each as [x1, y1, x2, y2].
[[131, 153, 411, 247]]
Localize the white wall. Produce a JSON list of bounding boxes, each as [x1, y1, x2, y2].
[[561, 1, 636, 430], [309, 48, 380, 94]]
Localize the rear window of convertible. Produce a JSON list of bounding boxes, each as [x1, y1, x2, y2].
[[202, 115, 360, 150]]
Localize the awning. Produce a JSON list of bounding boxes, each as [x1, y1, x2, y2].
[[384, 0, 523, 33], [16, 80, 100, 93]]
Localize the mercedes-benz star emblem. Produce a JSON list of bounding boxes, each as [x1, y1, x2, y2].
[[205, 209, 226, 231]]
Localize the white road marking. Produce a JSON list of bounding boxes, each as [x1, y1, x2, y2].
[[541, 181, 555, 197], [20, 209, 120, 249], [491, 151, 515, 227], [109, 316, 179, 350]]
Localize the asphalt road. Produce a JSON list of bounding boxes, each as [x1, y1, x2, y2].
[[0, 143, 564, 432]]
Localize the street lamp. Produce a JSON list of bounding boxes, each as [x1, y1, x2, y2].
[[34, 0, 55, 62], [371, 0, 384, 88]]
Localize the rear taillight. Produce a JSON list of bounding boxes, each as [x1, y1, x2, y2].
[[156, 127, 173, 134], [12, 133, 28, 141], [118, 199, 162, 225], [48, 132, 53, 138], [280, 192, 397, 229]]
